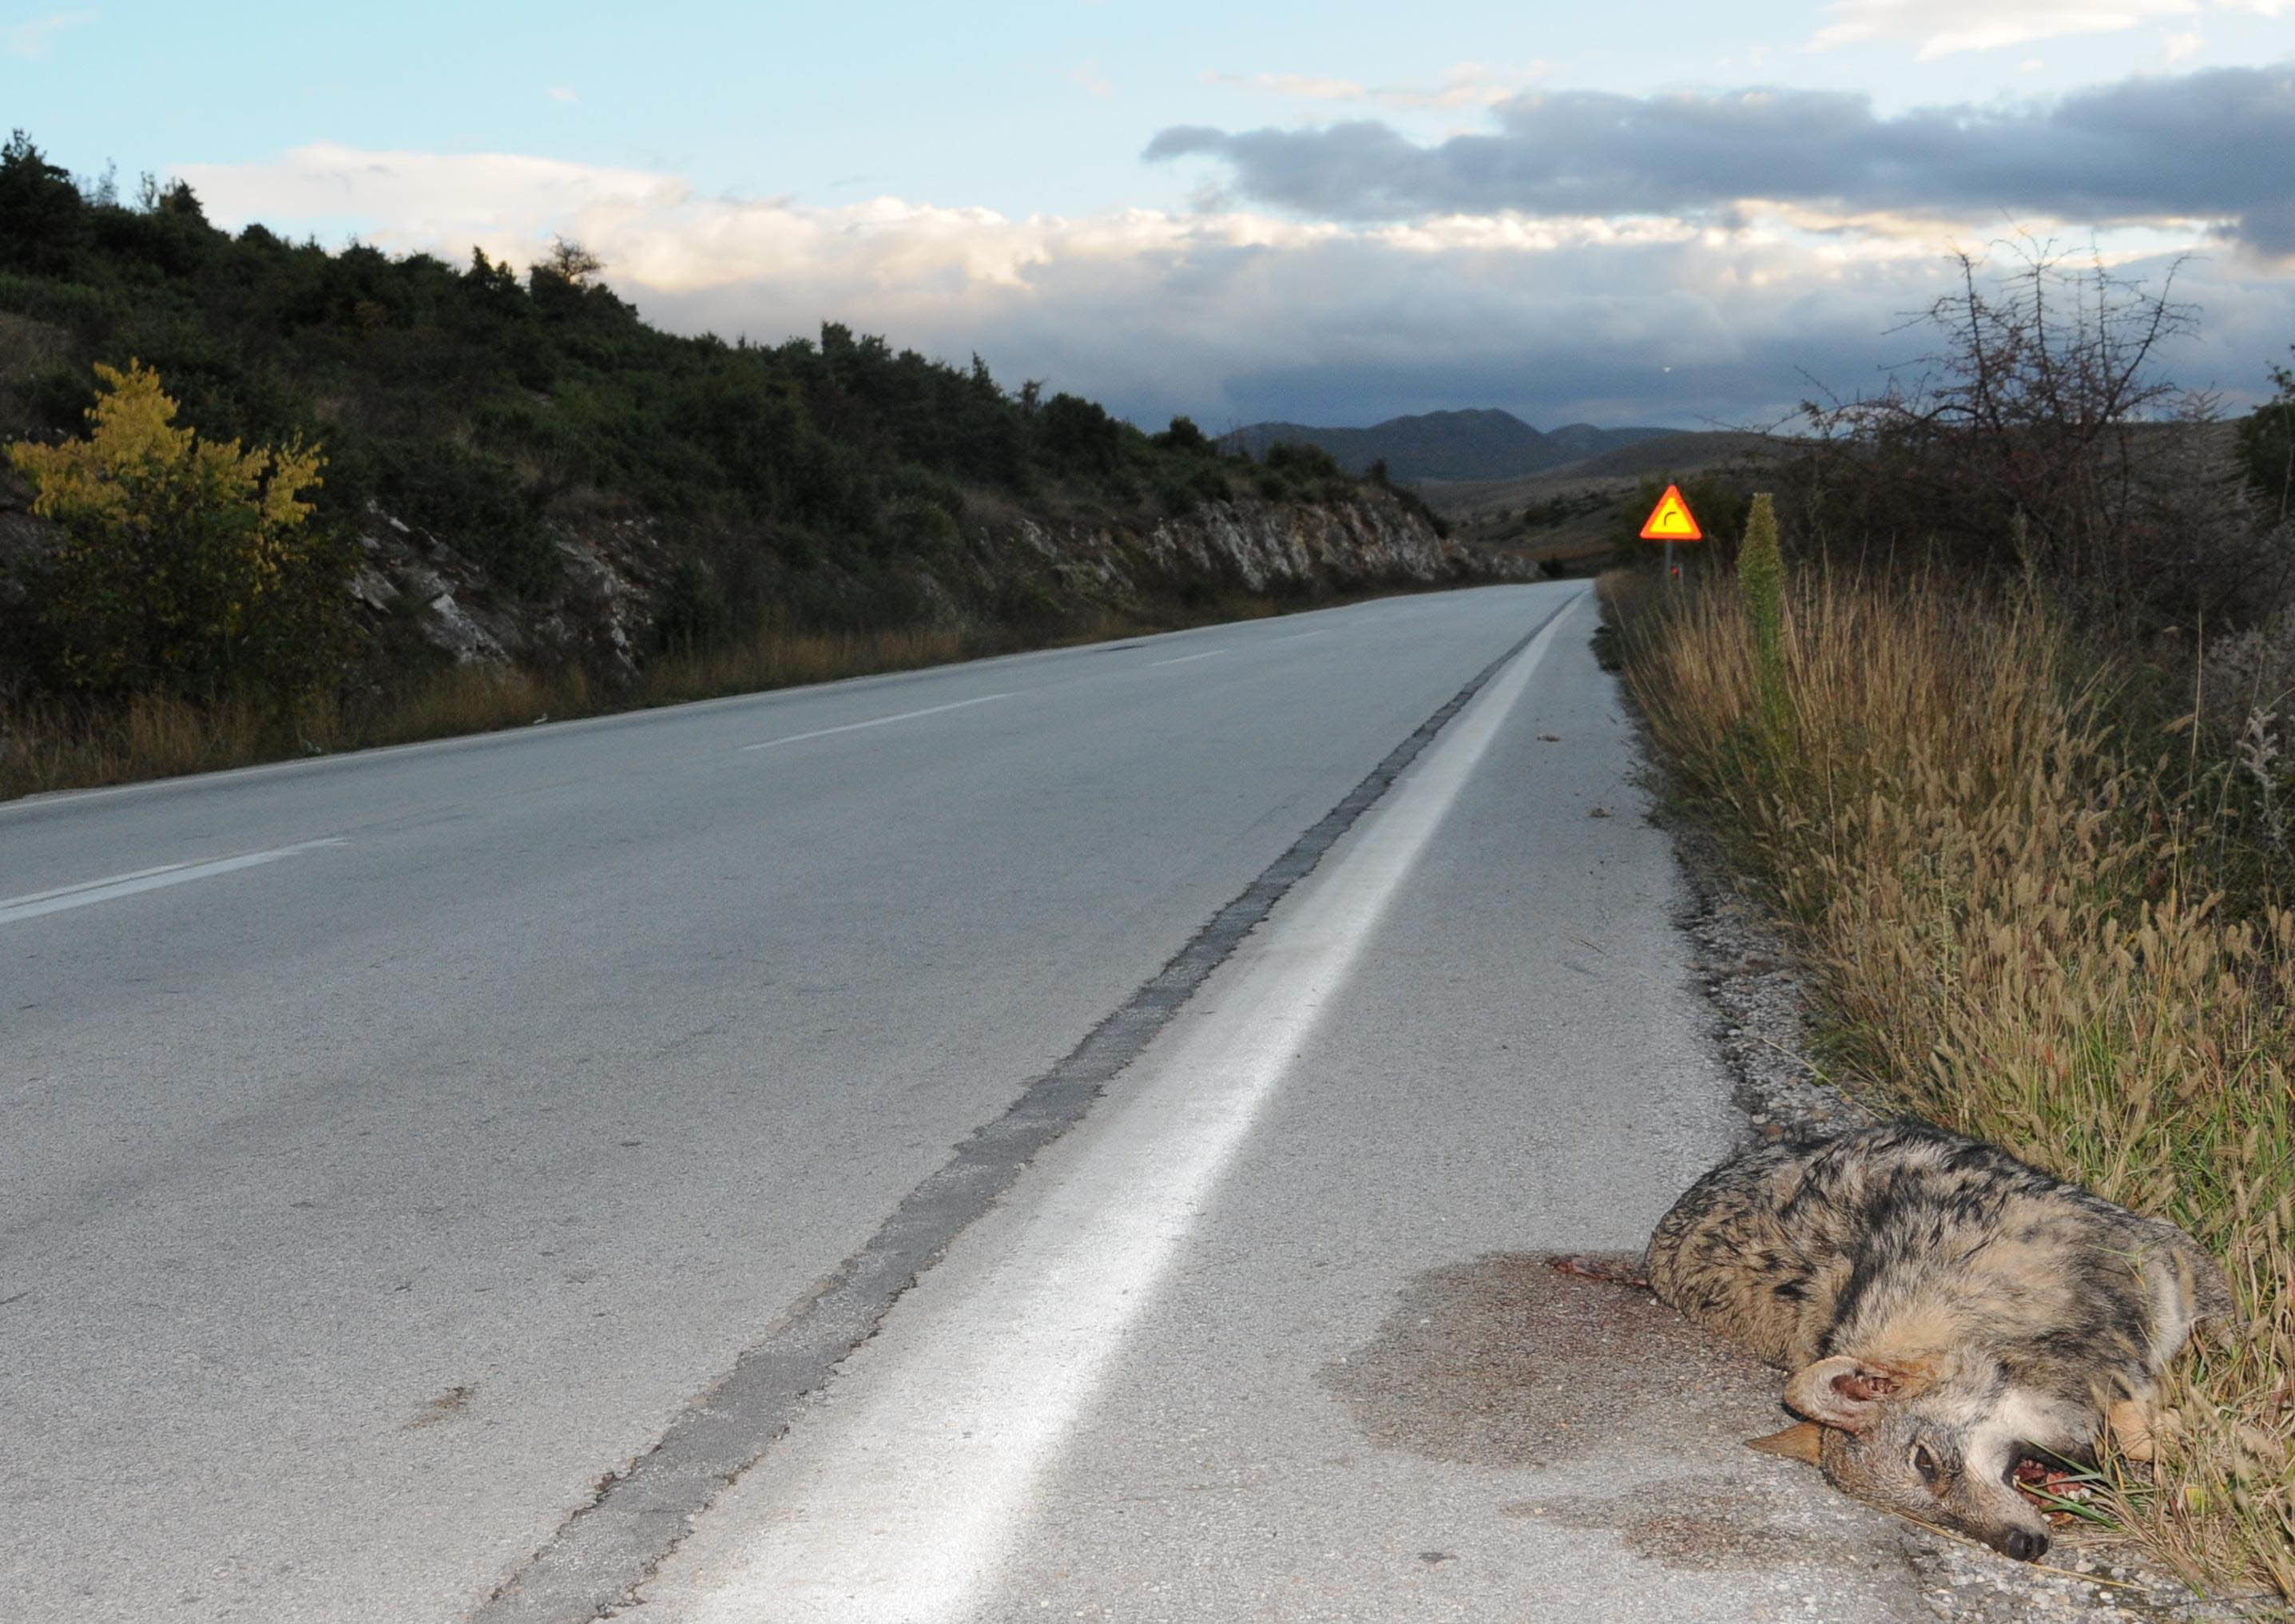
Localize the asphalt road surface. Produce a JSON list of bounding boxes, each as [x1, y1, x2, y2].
[[2, 584, 1948, 1622]]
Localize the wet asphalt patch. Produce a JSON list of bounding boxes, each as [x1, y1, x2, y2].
[[1511, 1479, 1836, 1572], [1319, 1251, 1787, 1472]]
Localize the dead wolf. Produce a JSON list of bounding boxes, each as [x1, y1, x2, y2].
[[1644, 1121, 2231, 1560]]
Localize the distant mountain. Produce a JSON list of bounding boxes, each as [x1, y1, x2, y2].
[[1224, 409, 1674, 483]]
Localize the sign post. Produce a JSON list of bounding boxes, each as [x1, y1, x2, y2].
[[1639, 483, 1704, 586]]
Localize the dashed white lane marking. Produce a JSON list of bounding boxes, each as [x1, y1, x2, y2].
[[1148, 649, 1224, 667], [657, 594, 1586, 1624], [1273, 629, 1328, 641], [739, 693, 1014, 752], [0, 838, 348, 926]]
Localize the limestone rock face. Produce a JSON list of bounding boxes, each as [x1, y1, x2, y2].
[[350, 501, 668, 681], [354, 485, 1515, 682], [1146, 494, 1483, 590], [975, 491, 1515, 619]]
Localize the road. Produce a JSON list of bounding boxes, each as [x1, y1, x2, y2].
[[2, 583, 1940, 1622]]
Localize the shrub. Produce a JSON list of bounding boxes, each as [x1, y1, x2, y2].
[[1152, 415, 1209, 454], [1613, 473, 1745, 567], [1034, 391, 1123, 475], [2241, 355, 2295, 528], [651, 555, 732, 654], [1785, 244, 2266, 624], [1263, 440, 1344, 480], [379, 439, 558, 596], [7, 359, 350, 700]]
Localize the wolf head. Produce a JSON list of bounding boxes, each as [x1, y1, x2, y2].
[[1750, 1352, 2057, 1562]]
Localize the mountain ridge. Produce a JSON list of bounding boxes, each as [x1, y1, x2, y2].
[[1225, 408, 1674, 483]]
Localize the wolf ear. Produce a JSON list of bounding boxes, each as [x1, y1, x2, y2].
[[1746, 1420, 1826, 1465], [1782, 1354, 1924, 1432]]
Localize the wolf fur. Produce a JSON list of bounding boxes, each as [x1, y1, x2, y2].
[[1644, 1121, 2232, 1561]]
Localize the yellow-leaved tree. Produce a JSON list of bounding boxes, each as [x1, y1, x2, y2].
[[7, 359, 350, 700]]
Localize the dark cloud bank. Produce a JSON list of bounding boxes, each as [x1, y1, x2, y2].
[[1147, 63, 2295, 255]]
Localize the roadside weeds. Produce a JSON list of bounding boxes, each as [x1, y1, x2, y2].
[[0, 585, 1383, 803], [1604, 566, 2295, 1613]]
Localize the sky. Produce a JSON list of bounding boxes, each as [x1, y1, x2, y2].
[[6, 0, 2295, 432]]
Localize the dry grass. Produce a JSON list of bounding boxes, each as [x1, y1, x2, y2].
[[0, 589, 1353, 802], [1608, 566, 2295, 1602], [637, 621, 970, 709], [0, 691, 291, 797], [0, 620, 984, 801]]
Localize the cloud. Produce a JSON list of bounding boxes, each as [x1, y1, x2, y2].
[[1205, 61, 1550, 112], [1146, 63, 2295, 255], [168, 143, 2295, 435], [546, 85, 578, 105], [1068, 61, 1112, 97], [1207, 70, 1367, 101], [1810, 0, 2200, 58], [177, 144, 690, 260], [3, 9, 94, 58]]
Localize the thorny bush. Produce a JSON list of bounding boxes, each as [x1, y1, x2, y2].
[[1781, 243, 2277, 628]]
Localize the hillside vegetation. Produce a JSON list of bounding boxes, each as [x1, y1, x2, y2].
[[0, 133, 1476, 794]]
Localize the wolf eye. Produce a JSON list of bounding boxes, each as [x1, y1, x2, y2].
[[1911, 1443, 1942, 1485]]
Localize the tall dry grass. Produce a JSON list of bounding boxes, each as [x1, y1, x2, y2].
[[0, 620, 985, 801], [0, 591, 1327, 801], [1610, 566, 2294, 1601], [0, 690, 291, 797], [637, 620, 971, 709]]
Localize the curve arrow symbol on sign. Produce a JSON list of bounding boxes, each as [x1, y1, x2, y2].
[[1640, 484, 1704, 542]]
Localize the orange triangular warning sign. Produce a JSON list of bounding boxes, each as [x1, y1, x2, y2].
[[1639, 483, 1703, 542]]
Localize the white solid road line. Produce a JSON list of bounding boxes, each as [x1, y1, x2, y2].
[[738, 693, 1015, 752], [663, 593, 1587, 1624], [1148, 649, 1224, 667], [0, 838, 348, 926]]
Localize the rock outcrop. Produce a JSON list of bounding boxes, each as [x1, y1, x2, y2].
[[348, 502, 672, 679], [348, 487, 1519, 681]]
